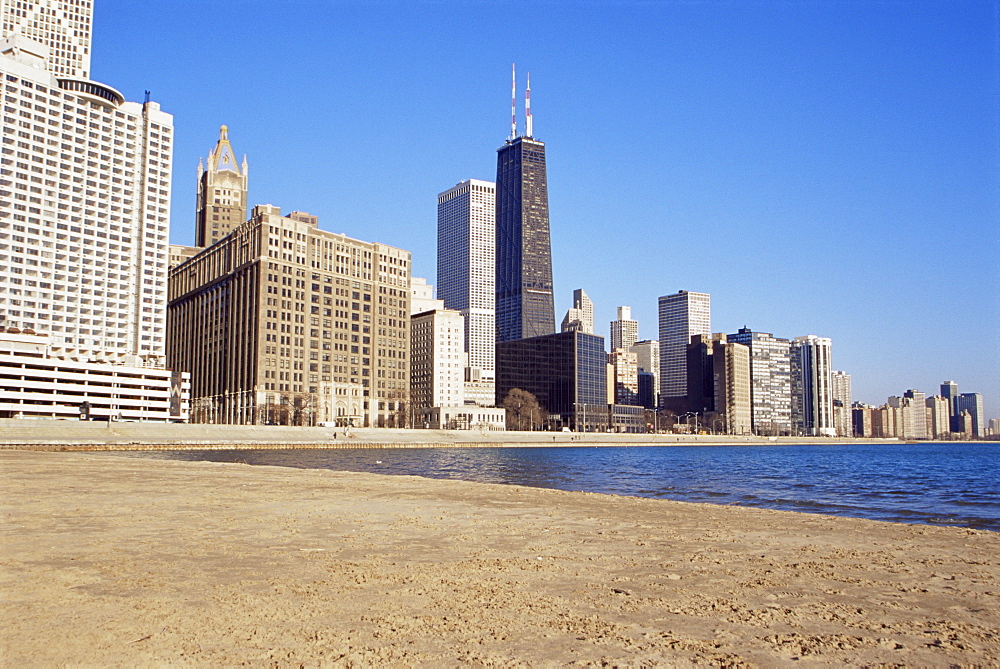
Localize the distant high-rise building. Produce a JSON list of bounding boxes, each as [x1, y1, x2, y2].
[[658, 290, 711, 408], [195, 126, 248, 247], [790, 335, 835, 437], [167, 205, 411, 427], [410, 308, 465, 418], [1, 8, 172, 365], [610, 306, 638, 352], [940, 380, 960, 432], [728, 328, 792, 436], [409, 277, 442, 315], [608, 347, 639, 406], [900, 389, 929, 439], [955, 393, 985, 437], [437, 179, 496, 406], [925, 395, 951, 439], [561, 289, 594, 334], [1, 0, 92, 78], [832, 371, 853, 438], [495, 68, 554, 342], [630, 340, 660, 408], [686, 333, 750, 434]]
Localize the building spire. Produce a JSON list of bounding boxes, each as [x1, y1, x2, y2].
[[525, 72, 532, 138], [510, 63, 517, 141]]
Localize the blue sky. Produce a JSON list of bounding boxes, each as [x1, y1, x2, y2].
[[92, 0, 999, 417]]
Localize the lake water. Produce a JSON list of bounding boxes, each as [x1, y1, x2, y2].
[[134, 442, 1000, 532]]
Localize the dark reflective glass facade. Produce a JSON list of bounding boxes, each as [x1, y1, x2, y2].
[[496, 331, 607, 430], [495, 137, 555, 342]]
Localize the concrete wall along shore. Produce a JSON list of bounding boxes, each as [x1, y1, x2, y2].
[[0, 419, 906, 451]]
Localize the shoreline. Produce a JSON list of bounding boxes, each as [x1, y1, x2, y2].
[[2, 449, 998, 665], [1, 418, 965, 452]]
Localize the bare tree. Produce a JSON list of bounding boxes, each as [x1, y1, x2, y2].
[[502, 388, 545, 431]]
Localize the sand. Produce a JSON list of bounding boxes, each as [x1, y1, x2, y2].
[[1, 450, 997, 666]]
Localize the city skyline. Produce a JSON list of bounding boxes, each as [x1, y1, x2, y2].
[[88, 1, 998, 416]]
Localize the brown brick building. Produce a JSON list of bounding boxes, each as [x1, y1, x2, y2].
[[167, 205, 411, 426]]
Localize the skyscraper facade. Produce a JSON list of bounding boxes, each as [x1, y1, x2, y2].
[[168, 205, 411, 427], [495, 126, 554, 341], [630, 339, 660, 408], [561, 288, 594, 334], [728, 328, 792, 435], [195, 125, 248, 248], [1, 9, 172, 365], [658, 290, 711, 407], [1, 0, 92, 78], [437, 179, 495, 406], [610, 306, 638, 352], [955, 392, 985, 437], [410, 307, 465, 416], [832, 370, 853, 437], [790, 335, 835, 436]]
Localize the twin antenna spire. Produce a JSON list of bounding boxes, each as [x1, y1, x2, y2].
[[509, 63, 533, 141]]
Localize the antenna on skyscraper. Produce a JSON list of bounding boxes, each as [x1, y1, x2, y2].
[[525, 72, 532, 138], [510, 63, 517, 141]]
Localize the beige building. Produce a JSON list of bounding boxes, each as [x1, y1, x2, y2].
[[713, 336, 752, 435], [410, 307, 464, 421], [607, 347, 639, 406], [926, 395, 951, 439], [168, 205, 411, 427], [195, 125, 248, 248]]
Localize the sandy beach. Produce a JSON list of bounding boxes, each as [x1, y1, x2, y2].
[[1, 449, 997, 666]]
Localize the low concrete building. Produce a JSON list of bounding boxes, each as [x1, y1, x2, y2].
[[0, 328, 189, 422], [424, 406, 506, 431]]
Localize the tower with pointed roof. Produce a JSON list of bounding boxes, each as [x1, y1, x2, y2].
[[195, 125, 249, 247]]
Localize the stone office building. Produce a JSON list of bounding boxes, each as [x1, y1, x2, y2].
[[168, 205, 411, 427]]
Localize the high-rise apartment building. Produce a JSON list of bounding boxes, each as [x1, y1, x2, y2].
[[1, 0, 92, 78], [728, 328, 792, 436], [410, 307, 464, 418], [658, 290, 711, 408], [610, 306, 638, 352], [832, 370, 852, 438], [790, 335, 835, 436], [630, 339, 659, 408], [1, 7, 172, 365], [168, 205, 411, 427], [195, 125, 247, 248], [561, 288, 594, 334], [607, 347, 639, 406], [955, 392, 984, 437], [495, 70, 554, 342], [685, 333, 751, 434], [437, 179, 495, 406], [925, 395, 951, 439], [940, 380, 960, 432]]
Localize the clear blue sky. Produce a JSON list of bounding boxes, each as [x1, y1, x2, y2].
[[92, 0, 999, 418]]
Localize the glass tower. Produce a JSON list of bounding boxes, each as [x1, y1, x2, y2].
[[495, 136, 555, 342]]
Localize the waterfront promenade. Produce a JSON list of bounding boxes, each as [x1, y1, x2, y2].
[[1, 448, 997, 665], [0, 418, 903, 451]]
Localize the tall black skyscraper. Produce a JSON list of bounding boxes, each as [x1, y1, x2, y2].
[[495, 68, 555, 342]]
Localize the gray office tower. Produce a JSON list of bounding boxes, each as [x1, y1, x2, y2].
[[495, 69, 555, 342]]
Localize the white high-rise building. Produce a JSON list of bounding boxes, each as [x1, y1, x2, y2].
[[561, 288, 594, 334], [437, 179, 495, 406], [728, 328, 792, 436], [610, 305, 638, 352], [0, 7, 172, 365], [658, 290, 711, 405], [790, 335, 835, 437], [410, 308, 465, 417], [1, 0, 92, 78], [832, 370, 852, 438]]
